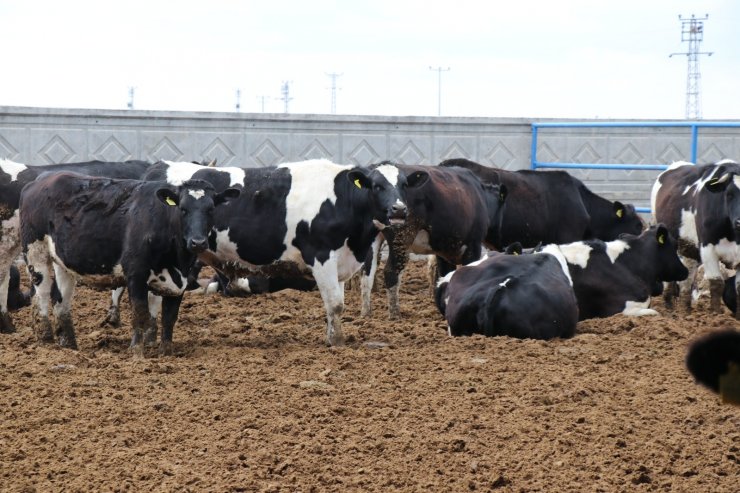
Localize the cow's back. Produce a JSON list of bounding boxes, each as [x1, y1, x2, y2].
[[652, 162, 704, 236]]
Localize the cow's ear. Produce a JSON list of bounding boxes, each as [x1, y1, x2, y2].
[[656, 225, 669, 246], [705, 171, 733, 192], [215, 187, 240, 205], [156, 188, 179, 207], [347, 170, 371, 190], [614, 201, 626, 219], [505, 242, 522, 255], [406, 171, 429, 189]]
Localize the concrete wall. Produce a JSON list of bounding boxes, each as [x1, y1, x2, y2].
[[1, 106, 739, 210]]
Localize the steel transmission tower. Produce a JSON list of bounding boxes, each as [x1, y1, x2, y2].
[[669, 14, 713, 120], [326, 72, 343, 114], [279, 81, 293, 113], [429, 66, 450, 116]]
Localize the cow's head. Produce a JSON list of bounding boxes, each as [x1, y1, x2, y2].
[[348, 164, 429, 229], [642, 224, 689, 282], [156, 179, 240, 253], [704, 163, 740, 236]]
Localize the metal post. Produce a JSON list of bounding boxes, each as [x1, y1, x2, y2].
[[429, 66, 450, 116]]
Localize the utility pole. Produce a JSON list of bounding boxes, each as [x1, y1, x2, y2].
[[326, 72, 343, 114], [235, 88, 241, 112], [669, 14, 712, 120], [256, 95, 269, 113], [127, 86, 135, 110], [279, 80, 293, 113], [429, 66, 450, 116]]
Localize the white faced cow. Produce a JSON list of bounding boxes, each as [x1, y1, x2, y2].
[[0, 158, 152, 334], [20, 172, 239, 355], [652, 160, 740, 316], [194, 158, 429, 346]]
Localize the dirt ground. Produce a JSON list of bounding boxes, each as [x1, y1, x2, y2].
[[1, 260, 739, 492]]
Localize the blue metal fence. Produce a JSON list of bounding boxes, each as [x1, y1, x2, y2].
[[530, 121, 740, 213]]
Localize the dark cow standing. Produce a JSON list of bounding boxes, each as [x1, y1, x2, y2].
[[439, 158, 644, 247], [20, 172, 238, 354], [652, 160, 740, 317], [360, 163, 506, 318], [555, 225, 688, 319], [435, 247, 578, 339], [191, 158, 428, 346], [0, 158, 152, 333]]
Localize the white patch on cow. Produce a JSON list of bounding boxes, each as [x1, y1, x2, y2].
[[234, 277, 252, 293], [678, 209, 699, 246], [376, 164, 400, 187], [148, 292, 163, 319], [0, 209, 22, 313], [280, 159, 348, 264], [163, 160, 245, 187], [683, 164, 723, 196], [147, 268, 187, 296], [211, 228, 242, 263], [734, 175, 740, 191], [0, 159, 27, 182], [189, 189, 205, 200], [447, 324, 452, 337], [310, 249, 345, 345], [333, 238, 363, 282], [498, 277, 512, 288], [538, 244, 573, 286], [411, 230, 433, 254], [467, 257, 487, 268], [605, 240, 630, 263], [717, 159, 739, 166], [205, 281, 220, 294], [556, 242, 593, 269], [622, 300, 659, 317], [701, 240, 740, 280], [52, 263, 76, 318], [437, 270, 455, 287]]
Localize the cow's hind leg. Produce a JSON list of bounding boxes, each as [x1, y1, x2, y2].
[[0, 267, 15, 333], [678, 257, 699, 312], [101, 287, 125, 327], [159, 295, 182, 356], [360, 235, 383, 317], [312, 258, 345, 346], [25, 240, 54, 343], [52, 264, 77, 349]]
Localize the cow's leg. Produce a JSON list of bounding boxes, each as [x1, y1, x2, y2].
[[677, 257, 699, 312], [426, 256, 438, 297], [127, 278, 150, 358], [662, 281, 679, 310], [159, 295, 182, 356], [312, 258, 344, 346], [144, 293, 162, 347], [360, 235, 383, 318], [733, 275, 740, 320], [52, 264, 77, 350], [25, 240, 54, 343], [383, 231, 410, 320], [100, 287, 125, 327], [700, 247, 725, 313], [0, 211, 22, 333], [0, 266, 14, 333]]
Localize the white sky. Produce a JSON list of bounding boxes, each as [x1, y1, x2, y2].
[[1, 1, 738, 119]]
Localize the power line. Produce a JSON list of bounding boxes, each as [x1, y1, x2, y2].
[[669, 14, 713, 120], [429, 66, 450, 116], [326, 72, 343, 114]]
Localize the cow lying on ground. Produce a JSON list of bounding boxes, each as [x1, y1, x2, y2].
[[360, 162, 507, 318], [20, 172, 239, 355], [685, 329, 740, 406], [435, 246, 578, 339], [651, 160, 740, 316], [0, 158, 153, 334], [439, 158, 645, 247], [149, 158, 428, 346]]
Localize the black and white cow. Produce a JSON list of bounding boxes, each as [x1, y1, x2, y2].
[[20, 172, 239, 354], [685, 329, 740, 405], [191, 158, 428, 346], [0, 158, 152, 333], [360, 163, 506, 318], [554, 225, 688, 319], [439, 158, 644, 247], [435, 247, 578, 339], [652, 160, 740, 316]]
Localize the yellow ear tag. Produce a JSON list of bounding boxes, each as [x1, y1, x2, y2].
[[658, 234, 665, 245], [165, 197, 177, 206], [513, 251, 519, 256], [354, 178, 362, 189], [616, 209, 623, 218]]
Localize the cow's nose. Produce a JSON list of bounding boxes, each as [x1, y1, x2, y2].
[[391, 203, 407, 217], [189, 237, 208, 252]]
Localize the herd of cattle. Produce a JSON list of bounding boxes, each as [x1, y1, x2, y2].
[[0, 156, 739, 376]]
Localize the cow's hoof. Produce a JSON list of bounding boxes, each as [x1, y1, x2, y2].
[[57, 334, 78, 350], [100, 307, 121, 328], [129, 343, 145, 359], [144, 319, 158, 347], [327, 334, 345, 347], [0, 312, 16, 334], [37, 319, 54, 343], [159, 340, 173, 356], [360, 307, 372, 318], [388, 310, 401, 320]]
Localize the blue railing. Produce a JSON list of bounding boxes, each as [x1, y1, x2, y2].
[[531, 121, 740, 213]]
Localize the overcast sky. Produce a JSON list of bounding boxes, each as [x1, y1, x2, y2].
[[1, 1, 738, 119]]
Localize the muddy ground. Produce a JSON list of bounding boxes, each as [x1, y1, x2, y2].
[[1, 261, 739, 492]]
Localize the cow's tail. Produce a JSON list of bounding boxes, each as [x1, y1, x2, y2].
[[477, 277, 514, 337]]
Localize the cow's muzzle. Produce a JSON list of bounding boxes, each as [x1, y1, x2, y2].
[[388, 203, 408, 225], [188, 237, 208, 253]]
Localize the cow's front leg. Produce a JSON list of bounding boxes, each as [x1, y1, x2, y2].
[[0, 265, 15, 334], [312, 257, 345, 346], [677, 257, 699, 312], [25, 240, 54, 343], [159, 295, 182, 356], [100, 287, 125, 327], [0, 222, 22, 334], [360, 234, 383, 317], [52, 264, 77, 349], [383, 230, 410, 320], [127, 279, 150, 358], [144, 293, 162, 347], [700, 247, 726, 314]]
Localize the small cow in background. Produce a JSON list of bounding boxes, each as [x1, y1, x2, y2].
[[435, 246, 578, 339], [652, 160, 740, 316], [20, 172, 239, 355]]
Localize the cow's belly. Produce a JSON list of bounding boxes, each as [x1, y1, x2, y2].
[[147, 268, 188, 296], [334, 242, 363, 282]]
